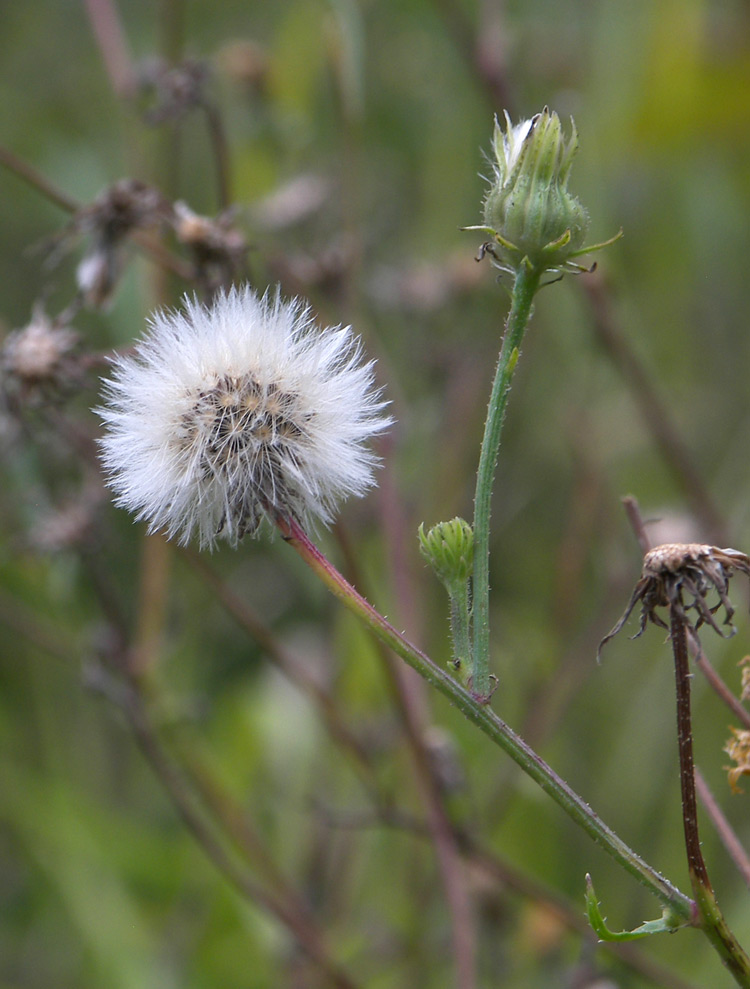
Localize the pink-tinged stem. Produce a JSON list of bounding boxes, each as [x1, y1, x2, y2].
[[277, 515, 693, 920]]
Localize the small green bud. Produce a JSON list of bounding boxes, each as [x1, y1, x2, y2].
[[466, 107, 620, 275], [418, 518, 474, 589]]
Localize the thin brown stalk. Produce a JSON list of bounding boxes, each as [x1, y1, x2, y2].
[[202, 102, 232, 211], [670, 614, 750, 986], [694, 767, 750, 890], [334, 521, 477, 989], [429, 0, 513, 111], [622, 494, 651, 554], [167, 724, 336, 915], [129, 532, 171, 677], [692, 642, 750, 730], [182, 548, 377, 784], [0, 145, 79, 213], [86, 665, 358, 989], [83, 0, 137, 98], [381, 657, 477, 989], [585, 276, 726, 545], [671, 611, 712, 889]]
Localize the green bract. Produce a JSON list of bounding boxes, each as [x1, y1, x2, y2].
[[418, 518, 474, 589], [466, 107, 620, 275]]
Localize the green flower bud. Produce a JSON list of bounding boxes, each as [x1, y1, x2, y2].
[[485, 107, 587, 269], [418, 518, 474, 589], [466, 108, 620, 275]]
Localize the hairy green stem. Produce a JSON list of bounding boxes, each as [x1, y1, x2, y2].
[[471, 264, 541, 699], [279, 516, 693, 921], [448, 578, 472, 684]]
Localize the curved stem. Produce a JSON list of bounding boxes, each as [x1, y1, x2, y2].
[[280, 516, 693, 922], [471, 264, 541, 699]]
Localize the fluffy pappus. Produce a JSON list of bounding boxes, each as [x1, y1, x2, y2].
[[97, 286, 392, 549]]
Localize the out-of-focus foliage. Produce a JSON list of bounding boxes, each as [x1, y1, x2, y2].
[[2, 1, 750, 986]]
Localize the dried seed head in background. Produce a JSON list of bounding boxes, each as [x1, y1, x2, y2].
[[40, 179, 168, 310], [171, 201, 248, 296], [1, 306, 79, 401], [598, 543, 750, 659], [97, 285, 392, 549]]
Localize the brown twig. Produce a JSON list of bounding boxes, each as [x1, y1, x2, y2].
[[181, 548, 377, 785], [335, 521, 477, 989], [622, 494, 651, 555], [0, 145, 192, 281], [584, 276, 726, 545], [694, 767, 750, 890], [0, 145, 79, 213], [429, 0, 514, 111], [86, 665, 358, 989], [202, 102, 232, 212], [671, 610, 712, 889], [83, 0, 137, 98]]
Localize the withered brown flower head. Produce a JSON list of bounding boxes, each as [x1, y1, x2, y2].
[[598, 543, 750, 659]]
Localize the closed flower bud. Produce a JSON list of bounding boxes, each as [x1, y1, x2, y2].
[[467, 108, 619, 275], [484, 107, 587, 270], [418, 518, 474, 589]]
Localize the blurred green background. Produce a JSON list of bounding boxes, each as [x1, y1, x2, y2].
[[2, 1, 750, 986]]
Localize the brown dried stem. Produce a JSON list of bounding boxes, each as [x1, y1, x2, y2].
[[670, 610, 711, 889], [694, 768, 750, 891]]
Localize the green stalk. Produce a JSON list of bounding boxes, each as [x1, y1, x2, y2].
[[471, 263, 541, 699], [694, 882, 750, 987], [279, 515, 693, 922], [448, 578, 472, 683]]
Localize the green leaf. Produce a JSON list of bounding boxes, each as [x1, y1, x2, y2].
[[585, 874, 688, 941]]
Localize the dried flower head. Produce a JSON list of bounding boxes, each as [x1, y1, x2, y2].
[[171, 201, 248, 294], [97, 285, 391, 549], [1, 306, 79, 399], [44, 179, 168, 309], [598, 543, 750, 659], [138, 57, 210, 124]]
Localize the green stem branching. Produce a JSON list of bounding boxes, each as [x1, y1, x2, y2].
[[279, 514, 693, 923]]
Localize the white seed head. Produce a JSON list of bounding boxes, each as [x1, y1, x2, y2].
[[97, 286, 392, 549]]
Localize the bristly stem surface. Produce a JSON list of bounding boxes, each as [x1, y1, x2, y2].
[[670, 610, 750, 986], [471, 263, 540, 700], [449, 577, 473, 682], [280, 515, 693, 921]]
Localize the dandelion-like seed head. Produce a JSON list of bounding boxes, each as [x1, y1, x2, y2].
[[98, 286, 392, 549]]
